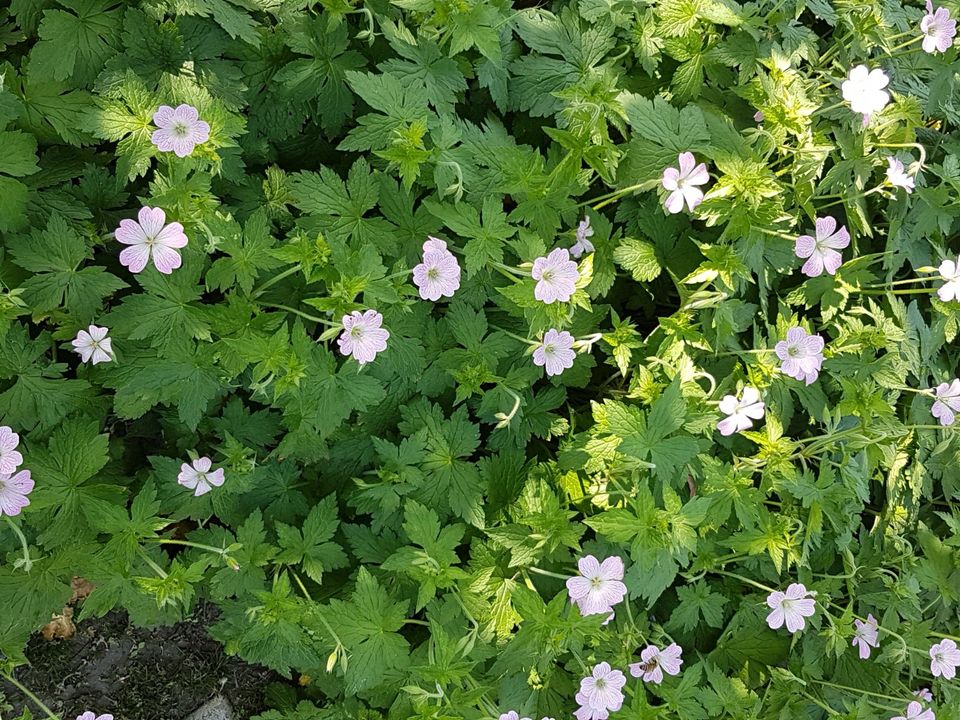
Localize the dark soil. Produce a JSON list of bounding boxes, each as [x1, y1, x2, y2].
[[2, 602, 278, 720]]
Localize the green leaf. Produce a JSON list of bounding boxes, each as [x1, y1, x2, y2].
[[8, 215, 126, 318], [0, 130, 39, 177], [613, 237, 661, 282], [424, 196, 516, 276], [29, 0, 122, 85], [669, 580, 729, 632], [206, 211, 282, 294], [326, 568, 410, 694], [27, 418, 125, 548], [275, 495, 348, 585]]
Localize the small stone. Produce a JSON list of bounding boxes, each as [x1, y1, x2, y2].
[[184, 695, 233, 720]]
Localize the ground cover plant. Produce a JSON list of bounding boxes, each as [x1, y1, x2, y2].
[[0, 0, 959, 718]]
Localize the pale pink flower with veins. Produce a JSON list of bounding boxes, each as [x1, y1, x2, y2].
[[852, 614, 880, 659], [570, 217, 595, 258], [937, 256, 960, 302], [566, 555, 628, 618], [498, 713, 531, 720], [891, 701, 934, 720], [532, 248, 579, 304], [766, 583, 816, 633], [931, 379, 960, 426], [662, 152, 709, 214], [533, 329, 576, 377], [629, 643, 683, 684], [0, 427, 23, 475], [795, 217, 849, 277], [177, 457, 225, 497], [412, 237, 461, 301], [115, 207, 188, 275], [921, 1, 956, 54], [717, 386, 765, 436], [72, 325, 114, 365], [575, 662, 626, 720], [929, 638, 960, 679], [775, 327, 825, 385], [337, 310, 390, 365], [152, 104, 210, 158], [0, 469, 34, 517], [76, 714, 114, 720], [913, 688, 933, 703]]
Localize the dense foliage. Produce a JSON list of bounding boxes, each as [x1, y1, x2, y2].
[[1, 0, 960, 718]]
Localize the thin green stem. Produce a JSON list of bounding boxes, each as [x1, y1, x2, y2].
[[261, 303, 339, 327], [589, 182, 647, 210], [252, 264, 302, 297], [137, 546, 168, 579], [2, 672, 61, 720], [884, 35, 922, 54], [489, 325, 539, 346], [528, 566, 570, 581], [812, 679, 912, 704], [4, 515, 35, 572]]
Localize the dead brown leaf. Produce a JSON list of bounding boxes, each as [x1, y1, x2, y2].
[[40, 606, 75, 641], [70, 576, 95, 603]]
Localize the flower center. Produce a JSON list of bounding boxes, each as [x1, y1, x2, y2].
[[594, 678, 606, 691], [590, 576, 602, 589], [351, 326, 365, 339], [541, 269, 554, 283], [172, 121, 190, 138], [787, 345, 800, 358], [544, 343, 556, 355], [427, 266, 440, 280], [781, 598, 794, 612]]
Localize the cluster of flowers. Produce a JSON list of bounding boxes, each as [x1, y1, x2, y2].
[[531, 557, 958, 720], [545, 556, 684, 719], [763, 582, 958, 719]]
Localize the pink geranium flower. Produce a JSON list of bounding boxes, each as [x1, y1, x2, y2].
[[76, 714, 114, 720], [337, 310, 390, 365], [575, 662, 626, 720], [498, 713, 531, 720], [913, 689, 933, 703], [177, 457, 225, 497], [152, 104, 210, 158], [766, 583, 816, 633], [72, 325, 114, 365], [717, 386, 765, 436], [931, 379, 960, 426], [662, 152, 709, 214], [0, 469, 34, 517], [533, 329, 576, 377], [412, 237, 461, 301], [891, 701, 934, 720], [566, 555, 628, 618], [570, 217, 595, 258], [775, 327, 825, 385], [795, 217, 849, 278], [115, 207, 189, 275], [532, 248, 579, 304], [629, 643, 683, 684], [921, 1, 956, 54], [0, 426, 23, 475], [929, 638, 960, 679], [852, 614, 880, 660]]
